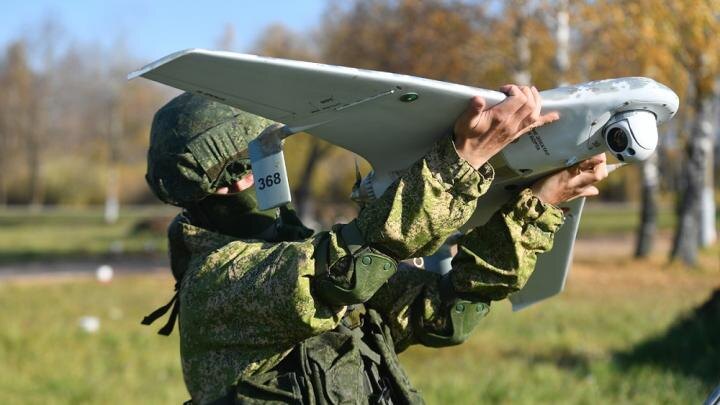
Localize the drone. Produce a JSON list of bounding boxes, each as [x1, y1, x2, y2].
[[130, 49, 678, 310]]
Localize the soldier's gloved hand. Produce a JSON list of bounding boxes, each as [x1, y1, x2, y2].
[[448, 189, 564, 301]]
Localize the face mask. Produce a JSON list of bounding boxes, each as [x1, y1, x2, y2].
[[190, 189, 278, 239], [190, 189, 313, 241], [275, 205, 314, 241]]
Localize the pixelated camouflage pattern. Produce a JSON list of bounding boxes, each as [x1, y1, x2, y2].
[[171, 136, 562, 403], [450, 188, 565, 301], [173, 135, 489, 403], [176, 222, 343, 403], [364, 262, 441, 351], [146, 92, 274, 207], [357, 136, 494, 259], [365, 190, 563, 351]]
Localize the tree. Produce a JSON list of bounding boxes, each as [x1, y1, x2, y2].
[[509, 0, 533, 85], [635, 152, 660, 257], [667, 0, 719, 264], [0, 55, 13, 206], [1, 42, 37, 205], [553, 0, 571, 86], [252, 23, 333, 221], [27, 18, 66, 208], [254, 23, 318, 61], [216, 24, 237, 51], [321, 0, 484, 83], [579, 0, 718, 263]]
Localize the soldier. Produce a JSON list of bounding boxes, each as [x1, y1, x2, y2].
[[143, 86, 607, 404]]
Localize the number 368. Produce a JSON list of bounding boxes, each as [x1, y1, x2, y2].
[[257, 172, 282, 190]]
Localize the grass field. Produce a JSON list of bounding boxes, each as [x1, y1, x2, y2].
[[0, 202, 683, 264], [402, 253, 719, 404], [0, 206, 718, 404], [0, 252, 717, 404], [0, 254, 717, 404], [0, 207, 174, 263]]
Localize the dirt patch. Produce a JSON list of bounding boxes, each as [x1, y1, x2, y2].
[[1, 233, 716, 292], [0, 257, 169, 284], [573, 231, 673, 258]]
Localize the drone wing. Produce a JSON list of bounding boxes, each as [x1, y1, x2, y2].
[[509, 197, 586, 310], [129, 48, 504, 192]]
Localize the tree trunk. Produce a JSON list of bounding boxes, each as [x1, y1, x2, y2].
[[0, 175, 6, 207], [635, 152, 660, 257], [554, 0, 570, 86], [670, 94, 711, 266], [0, 129, 7, 207], [105, 99, 122, 224], [292, 138, 330, 222], [699, 93, 717, 247], [27, 134, 43, 208], [0, 173, 5, 206], [25, 96, 44, 208], [105, 168, 120, 224], [511, 0, 531, 85]]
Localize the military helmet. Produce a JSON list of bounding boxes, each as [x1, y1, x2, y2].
[[146, 92, 274, 207]]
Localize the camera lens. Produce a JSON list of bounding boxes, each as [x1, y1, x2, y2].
[[606, 127, 629, 153]]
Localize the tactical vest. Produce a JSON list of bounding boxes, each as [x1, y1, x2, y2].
[[146, 214, 423, 404], [211, 306, 424, 405]]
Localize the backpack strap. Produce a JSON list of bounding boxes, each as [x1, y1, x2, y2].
[[141, 284, 180, 336]]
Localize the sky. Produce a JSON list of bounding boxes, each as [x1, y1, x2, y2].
[[0, 0, 327, 63]]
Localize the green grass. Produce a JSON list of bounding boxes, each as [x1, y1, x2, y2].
[[0, 254, 717, 404], [0, 205, 717, 403], [0, 207, 175, 263], [401, 270, 719, 405], [0, 203, 693, 263], [578, 202, 677, 236], [0, 276, 186, 404]]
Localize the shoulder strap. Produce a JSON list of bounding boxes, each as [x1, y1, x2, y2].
[[141, 286, 180, 336], [340, 219, 365, 254]]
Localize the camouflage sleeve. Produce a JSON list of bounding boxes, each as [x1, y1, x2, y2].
[[449, 188, 565, 301], [355, 135, 494, 259], [365, 189, 565, 351], [311, 135, 493, 306], [363, 262, 441, 352], [177, 135, 495, 391]]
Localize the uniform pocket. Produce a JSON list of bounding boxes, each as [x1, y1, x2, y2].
[[234, 370, 303, 404], [303, 332, 366, 404]]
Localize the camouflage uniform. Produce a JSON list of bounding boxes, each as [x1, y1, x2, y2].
[[145, 93, 564, 404]]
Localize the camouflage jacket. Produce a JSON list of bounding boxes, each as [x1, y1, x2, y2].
[[168, 136, 564, 403]]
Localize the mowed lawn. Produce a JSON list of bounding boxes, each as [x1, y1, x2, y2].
[[0, 207, 174, 263], [402, 251, 719, 405], [0, 206, 717, 404], [0, 202, 682, 263], [0, 249, 717, 404]]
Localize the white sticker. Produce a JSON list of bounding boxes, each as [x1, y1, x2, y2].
[[248, 139, 292, 210]]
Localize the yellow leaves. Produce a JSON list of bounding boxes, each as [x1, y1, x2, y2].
[[578, 0, 719, 101], [321, 1, 484, 84]]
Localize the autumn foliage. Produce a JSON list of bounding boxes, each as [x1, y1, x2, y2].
[[0, 0, 716, 212]]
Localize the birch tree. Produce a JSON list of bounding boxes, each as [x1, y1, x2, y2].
[[668, 0, 719, 264]]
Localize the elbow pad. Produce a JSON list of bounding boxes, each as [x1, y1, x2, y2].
[[313, 220, 397, 307], [415, 275, 490, 347]]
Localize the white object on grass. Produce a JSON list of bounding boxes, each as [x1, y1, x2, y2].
[[96, 265, 114, 283]]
